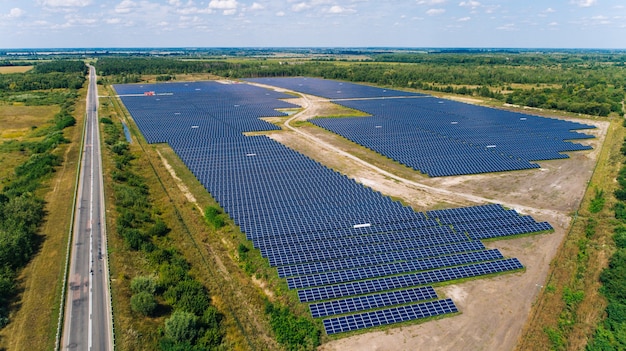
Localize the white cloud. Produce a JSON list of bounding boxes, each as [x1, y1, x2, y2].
[[176, 6, 214, 15], [250, 2, 265, 10], [571, 0, 597, 7], [292, 2, 311, 12], [276, 11, 285, 16], [115, 0, 136, 14], [548, 21, 558, 26], [459, 1, 480, 9], [223, 8, 236, 15], [426, 8, 445, 16], [591, 15, 611, 24], [458, 16, 470, 21], [545, 8, 556, 13], [209, 0, 238, 9], [496, 23, 517, 31], [416, 0, 446, 5], [106, 18, 121, 24], [327, 5, 355, 14], [39, 0, 92, 7], [8, 8, 25, 18]]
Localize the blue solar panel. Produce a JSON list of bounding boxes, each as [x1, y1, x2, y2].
[[310, 286, 439, 318], [323, 298, 458, 335], [298, 258, 523, 303]]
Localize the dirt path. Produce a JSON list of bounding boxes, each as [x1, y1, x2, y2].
[[247, 83, 608, 351]]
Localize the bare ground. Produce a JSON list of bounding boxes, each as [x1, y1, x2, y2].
[[253, 88, 608, 351]]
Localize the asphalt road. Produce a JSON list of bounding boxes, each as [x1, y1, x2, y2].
[[62, 65, 112, 351]]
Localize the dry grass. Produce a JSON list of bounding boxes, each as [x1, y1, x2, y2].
[[0, 105, 57, 140], [0, 91, 85, 350], [0, 66, 33, 74], [515, 117, 623, 350]]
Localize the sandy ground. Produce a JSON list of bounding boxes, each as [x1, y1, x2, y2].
[[252, 86, 609, 351]]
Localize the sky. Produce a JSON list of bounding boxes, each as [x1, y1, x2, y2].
[[0, 0, 625, 49]]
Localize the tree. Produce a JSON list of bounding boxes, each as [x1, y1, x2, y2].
[[130, 275, 157, 294], [164, 310, 199, 344], [130, 291, 157, 316]]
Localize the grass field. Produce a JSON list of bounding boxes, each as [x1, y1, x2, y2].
[[0, 105, 57, 139], [0, 66, 33, 74], [0, 91, 84, 350]]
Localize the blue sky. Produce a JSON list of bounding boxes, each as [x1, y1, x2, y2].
[[1, 0, 625, 48]]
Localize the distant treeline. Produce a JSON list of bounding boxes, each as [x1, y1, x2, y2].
[[0, 60, 87, 91], [95, 54, 626, 117]]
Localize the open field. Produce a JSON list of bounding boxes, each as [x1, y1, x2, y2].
[[0, 105, 57, 139], [0, 66, 33, 74]]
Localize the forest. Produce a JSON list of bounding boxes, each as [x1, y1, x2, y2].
[[95, 52, 625, 117]]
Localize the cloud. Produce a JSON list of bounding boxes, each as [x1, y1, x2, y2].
[[276, 11, 285, 16], [416, 0, 446, 4], [327, 5, 355, 14], [209, 0, 238, 10], [496, 23, 517, 31], [571, 0, 597, 7], [457, 16, 470, 21], [8, 8, 25, 18], [591, 15, 611, 24], [39, 0, 92, 6], [176, 6, 214, 15], [115, 0, 136, 14], [250, 2, 265, 10], [426, 8, 445, 16], [545, 7, 556, 13], [106, 18, 121, 24], [459, 1, 480, 9], [292, 2, 311, 12]]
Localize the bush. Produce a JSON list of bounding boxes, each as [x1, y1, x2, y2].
[[204, 205, 225, 229], [130, 291, 157, 316], [164, 310, 199, 344], [164, 280, 211, 316], [265, 301, 320, 351], [131, 275, 158, 294]]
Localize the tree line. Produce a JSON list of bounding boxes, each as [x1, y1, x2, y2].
[[0, 60, 86, 92]]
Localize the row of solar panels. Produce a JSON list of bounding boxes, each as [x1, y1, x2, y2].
[[115, 80, 551, 335], [244, 77, 594, 177]]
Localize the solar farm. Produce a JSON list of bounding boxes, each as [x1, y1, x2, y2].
[[113, 78, 591, 338], [246, 77, 596, 177]]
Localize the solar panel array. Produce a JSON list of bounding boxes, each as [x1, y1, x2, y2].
[[246, 77, 595, 177], [114, 80, 553, 335], [245, 77, 424, 99]]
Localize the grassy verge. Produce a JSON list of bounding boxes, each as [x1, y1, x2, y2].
[[516, 116, 622, 350]]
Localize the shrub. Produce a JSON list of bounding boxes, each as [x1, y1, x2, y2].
[[164, 310, 199, 344], [130, 291, 157, 316], [130, 275, 158, 295]]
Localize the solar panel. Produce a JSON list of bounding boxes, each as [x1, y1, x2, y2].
[[310, 286, 438, 318], [323, 298, 458, 335]]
